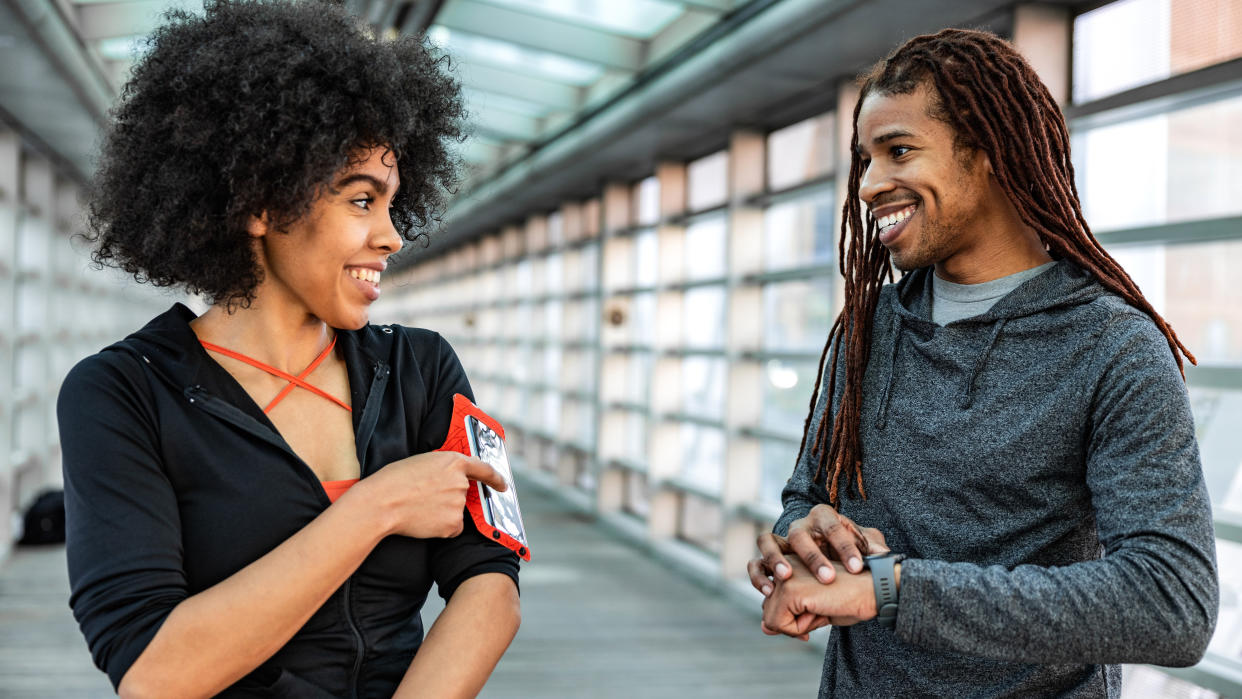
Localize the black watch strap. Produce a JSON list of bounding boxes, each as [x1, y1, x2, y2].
[[864, 553, 905, 630]]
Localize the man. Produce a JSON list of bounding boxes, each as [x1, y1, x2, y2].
[[747, 28, 1218, 697]]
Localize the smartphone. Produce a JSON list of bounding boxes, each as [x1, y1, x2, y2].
[[464, 415, 527, 547]]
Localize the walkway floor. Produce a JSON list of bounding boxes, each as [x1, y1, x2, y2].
[[0, 484, 822, 697]]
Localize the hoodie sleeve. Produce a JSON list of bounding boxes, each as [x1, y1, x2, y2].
[[895, 311, 1219, 666], [58, 352, 188, 690], [413, 332, 521, 600]]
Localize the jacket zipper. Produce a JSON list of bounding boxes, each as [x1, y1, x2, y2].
[[343, 578, 364, 699], [183, 357, 391, 698]]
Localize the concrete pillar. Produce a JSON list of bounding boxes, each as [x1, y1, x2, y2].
[[1012, 4, 1073, 106]]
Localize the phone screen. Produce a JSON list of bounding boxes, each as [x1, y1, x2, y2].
[[464, 416, 527, 547]]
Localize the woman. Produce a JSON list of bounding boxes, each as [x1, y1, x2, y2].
[[57, 1, 520, 696]]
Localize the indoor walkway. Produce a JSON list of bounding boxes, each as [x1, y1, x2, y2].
[[0, 483, 822, 698]]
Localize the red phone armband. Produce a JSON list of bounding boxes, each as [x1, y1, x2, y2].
[[437, 394, 530, 561]]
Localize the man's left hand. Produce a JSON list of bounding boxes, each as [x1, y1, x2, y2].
[[760, 558, 877, 638]]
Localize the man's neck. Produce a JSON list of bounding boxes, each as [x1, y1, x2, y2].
[[934, 199, 1053, 284]]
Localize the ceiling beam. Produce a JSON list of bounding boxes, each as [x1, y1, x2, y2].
[[434, 0, 644, 72], [458, 63, 582, 111], [466, 107, 541, 142], [452, 136, 504, 164], [396, 0, 447, 36]]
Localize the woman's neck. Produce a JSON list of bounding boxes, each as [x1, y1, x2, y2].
[[190, 298, 334, 375]]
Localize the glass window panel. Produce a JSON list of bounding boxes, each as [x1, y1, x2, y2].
[[563, 349, 597, 394], [509, 343, 533, 383], [762, 278, 832, 353], [682, 356, 725, 420], [679, 424, 724, 494], [545, 253, 563, 295], [687, 151, 729, 212], [569, 401, 596, 447], [684, 286, 726, 349], [603, 236, 634, 290], [1189, 384, 1242, 519], [541, 389, 561, 434], [623, 411, 647, 462], [1073, 0, 1242, 103], [540, 345, 562, 386], [624, 353, 652, 405], [1107, 240, 1242, 364], [564, 299, 598, 342], [635, 176, 660, 226], [767, 112, 836, 190], [763, 189, 836, 270], [1209, 539, 1242, 661], [1072, 91, 1242, 230], [514, 260, 533, 296], [678, 493, 723, 553], [634, 228, 659, 287], [1119, 665, 1221, 698], [632, 292, 657, 346], [761, 358, 821, 438], [543, 299, 563, 339], [623, 471, 650, 517], [760, 439, 799, 507], [684, 215, 726, 280]]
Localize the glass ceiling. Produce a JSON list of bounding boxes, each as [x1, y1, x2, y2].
[[481, 0, 686, 38], [421, 0, 744, 188], [64, 0, 744, 193]]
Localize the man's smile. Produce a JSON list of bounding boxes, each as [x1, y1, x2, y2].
[[876, 203, 918, 245]]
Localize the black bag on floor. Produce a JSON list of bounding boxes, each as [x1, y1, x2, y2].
[[19, 490, 66, 545]]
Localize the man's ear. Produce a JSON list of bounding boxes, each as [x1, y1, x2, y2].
[[246, 212, 270, 239]]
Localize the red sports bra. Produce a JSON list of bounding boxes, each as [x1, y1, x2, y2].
[[200, 335, 358, 502]]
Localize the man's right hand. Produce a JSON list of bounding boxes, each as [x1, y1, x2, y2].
[[363, 451, 508, 539], [746, 504, 887, 595]]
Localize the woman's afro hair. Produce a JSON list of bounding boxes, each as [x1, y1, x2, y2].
[[87, 0, 465, 305]]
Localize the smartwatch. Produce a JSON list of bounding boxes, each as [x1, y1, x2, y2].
[[863, 552, 906, 630]]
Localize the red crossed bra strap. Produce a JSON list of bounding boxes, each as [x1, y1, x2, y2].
[[199, 336, 352, 413]]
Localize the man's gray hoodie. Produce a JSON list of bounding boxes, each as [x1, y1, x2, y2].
[[775, 261, 1218, 698]]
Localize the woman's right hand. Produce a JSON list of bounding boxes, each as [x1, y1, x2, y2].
[[362, 451, 508, 539]]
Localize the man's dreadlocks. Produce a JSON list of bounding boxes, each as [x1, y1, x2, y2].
[[799, 28, 1195, 506]]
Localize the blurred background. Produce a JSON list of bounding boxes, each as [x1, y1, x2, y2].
[[0, 0, 1239, 696]]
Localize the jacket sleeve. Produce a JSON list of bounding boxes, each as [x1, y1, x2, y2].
[[416, 332, 520, 600], [896, 312, 1219, 666], [57, 352, 188, 690], [774, 347, 839, 536]]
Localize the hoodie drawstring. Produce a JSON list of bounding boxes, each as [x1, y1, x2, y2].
[[875, 313, 903, 429], [960, 318, 1008, 410]]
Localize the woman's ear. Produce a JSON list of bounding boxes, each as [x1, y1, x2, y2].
[[246, 212, 270, 239]]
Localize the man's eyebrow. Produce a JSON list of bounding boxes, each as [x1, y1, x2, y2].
[[333, 173, 398, 195], [855, 129, 918, 156]]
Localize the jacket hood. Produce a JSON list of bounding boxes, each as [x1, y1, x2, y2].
[[873, 261, 1109, 425]]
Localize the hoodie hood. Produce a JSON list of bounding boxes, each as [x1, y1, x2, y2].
[[893, 260, 1107, 327], [874, 261, 1108, 424]]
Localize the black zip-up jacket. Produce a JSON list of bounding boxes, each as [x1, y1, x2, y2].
[[58, 304, 519, 697]]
